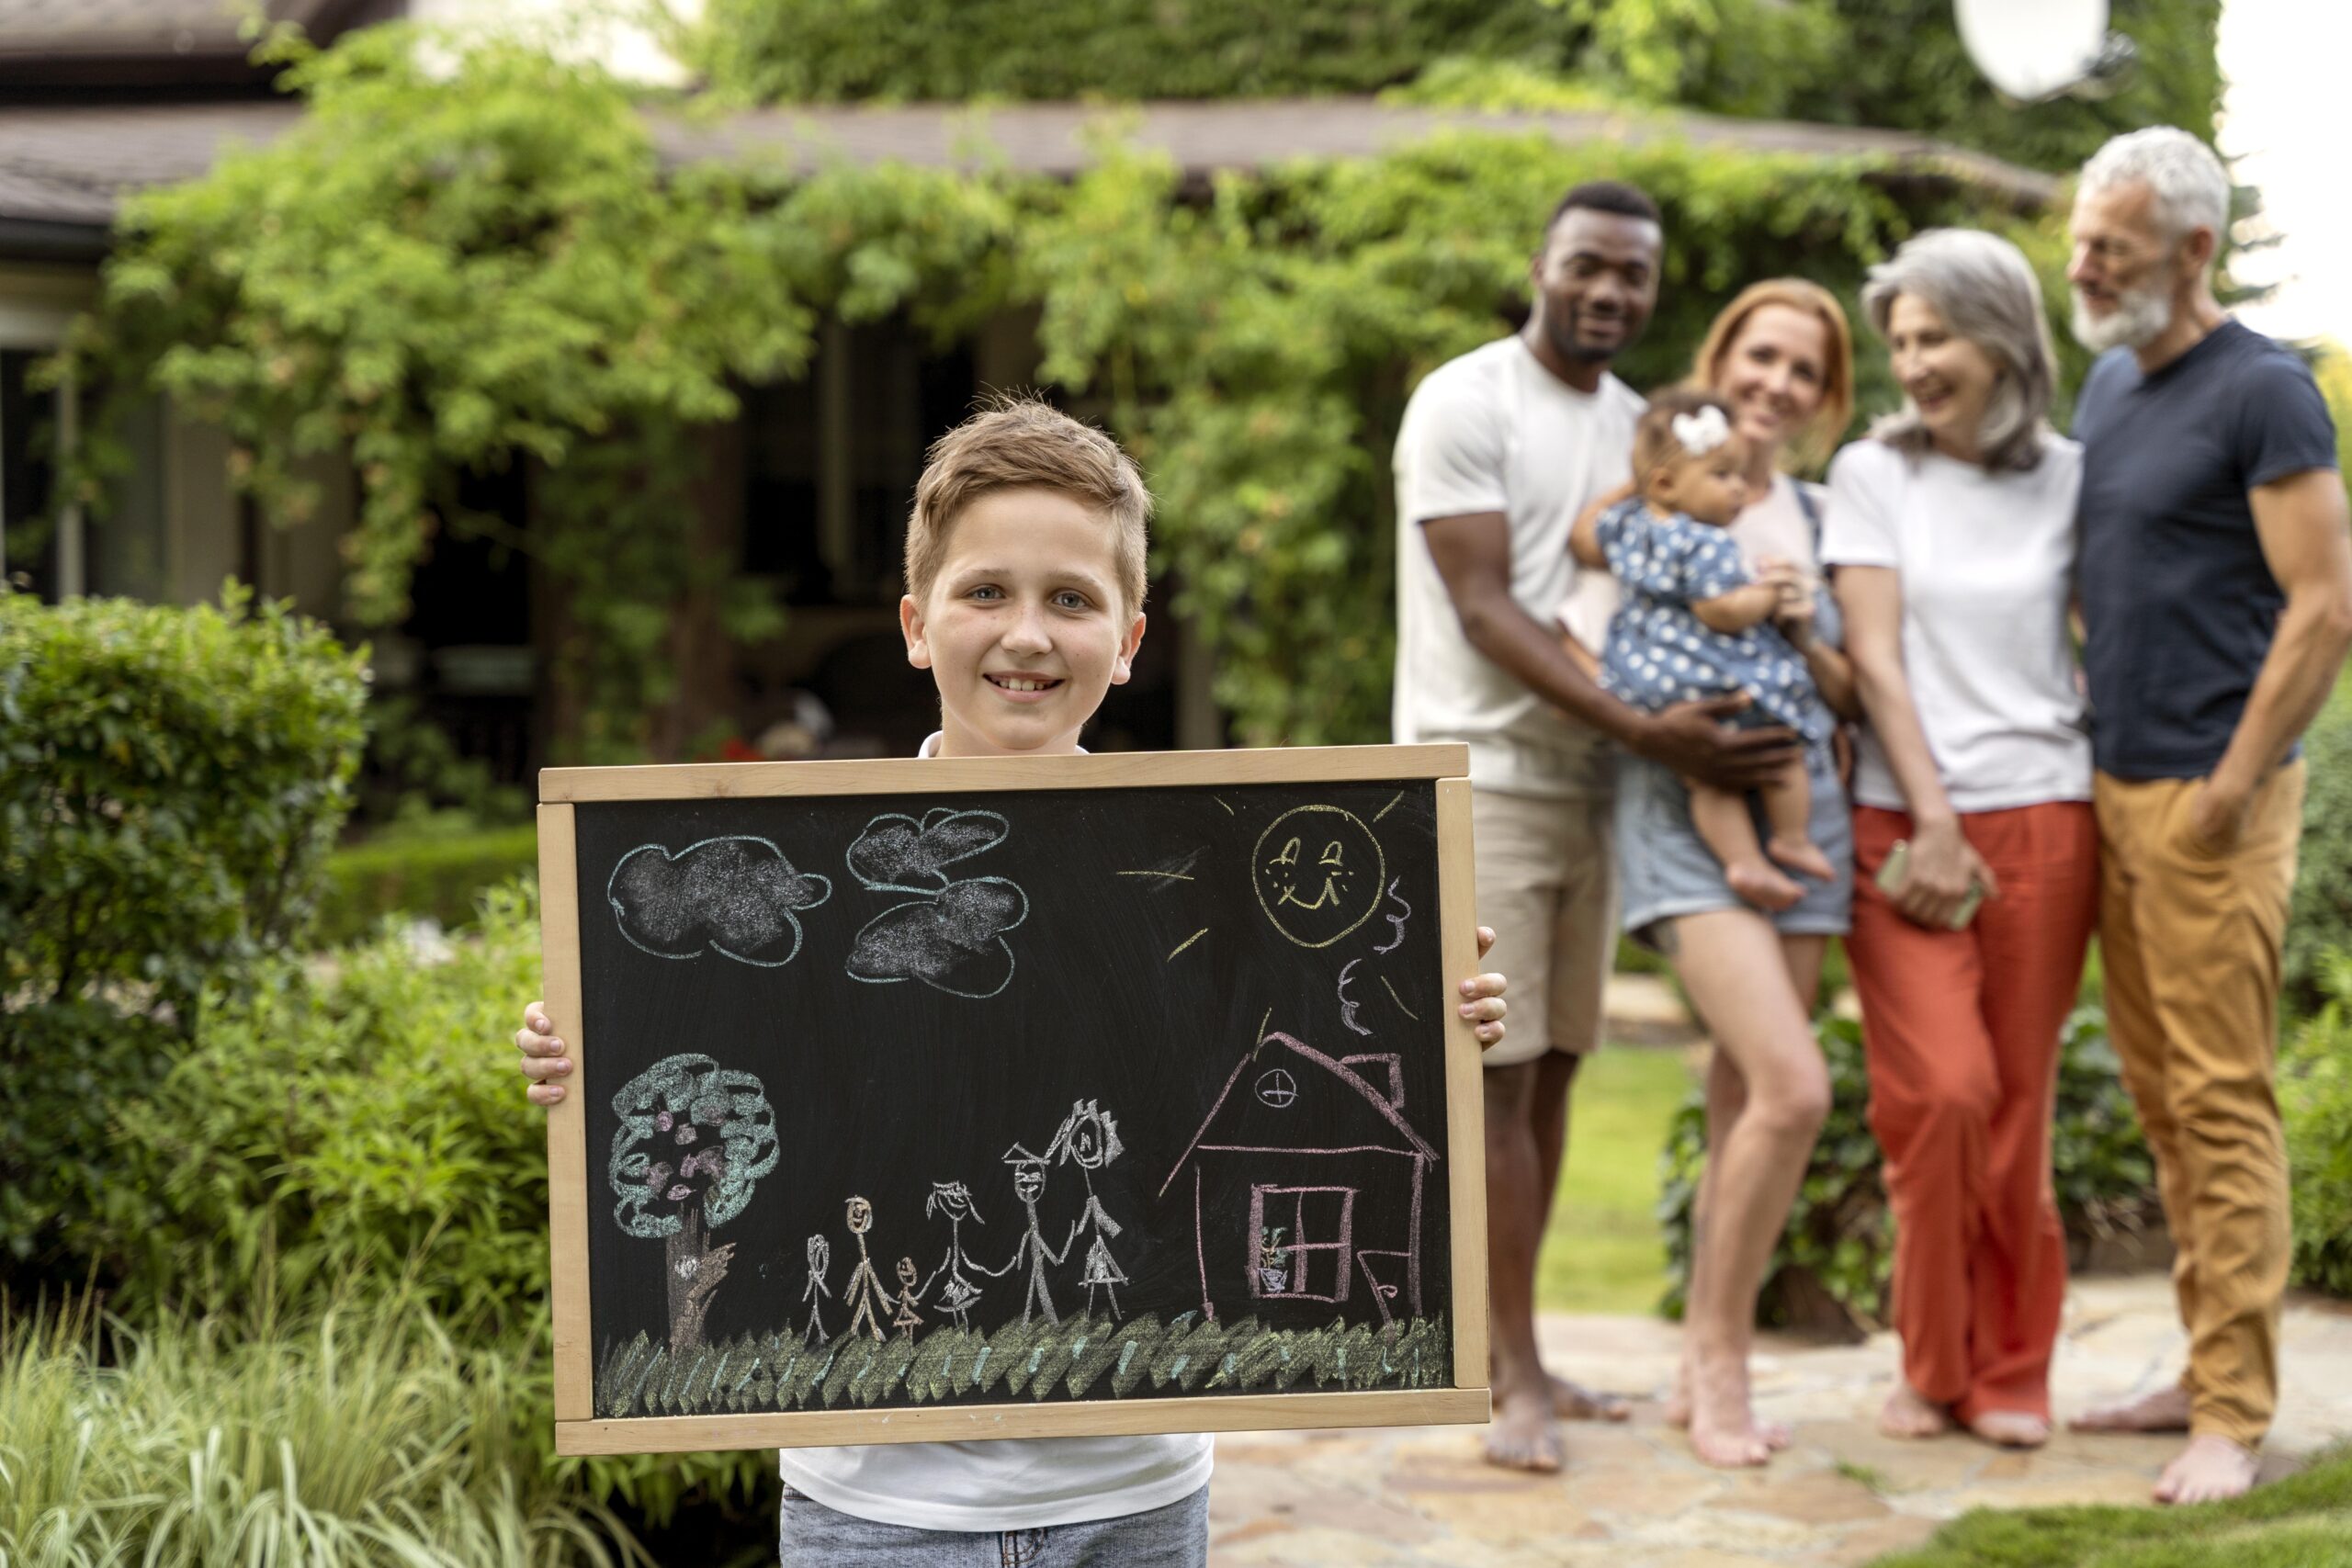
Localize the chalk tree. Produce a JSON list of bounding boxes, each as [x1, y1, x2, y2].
[[610, 1053, 780, 1353]]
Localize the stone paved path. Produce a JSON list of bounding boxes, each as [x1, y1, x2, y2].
[[1205, 1275, 2352, 1566]]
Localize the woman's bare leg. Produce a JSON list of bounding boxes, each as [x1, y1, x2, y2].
[[1668, 931, 1829, 1448], [1669, 910, 1831, 1466]]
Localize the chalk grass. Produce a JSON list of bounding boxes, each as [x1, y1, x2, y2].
[[598, 1310, 1453, 1417]]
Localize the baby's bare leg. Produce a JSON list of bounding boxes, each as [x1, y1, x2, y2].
[[1758, 755, 1836, 882], [1689, 778, 1802, 912]]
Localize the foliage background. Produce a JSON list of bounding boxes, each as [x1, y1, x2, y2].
[[691, 0, 2223, 176], [55, 17, 2119, 756]]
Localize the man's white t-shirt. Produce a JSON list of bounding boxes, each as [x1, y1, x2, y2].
[[772, 734, 1216, 1532], [1822, 438, 2093, 814], [1392, 335, 1645, 798]]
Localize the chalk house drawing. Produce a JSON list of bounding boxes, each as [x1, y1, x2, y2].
[[1251, 804, 1387, 950], [1161, 1031, 1437, 1326], [608, 1054, 780, 1354], [845, 807, 1028, 997], [607, 836, 832, 966]]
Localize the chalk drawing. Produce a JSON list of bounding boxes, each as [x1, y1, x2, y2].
[[1251, 804, 1386, 949], [846, 876, 1029, 998], [606, 837, 832, 966], [846, 808, 1011, 894], [801, 1235, 832, 1348], [607, 1053, 779, 1353], [1049, 1100, 1131, 1321], [841, 1196, 894, 1344], [999, 1144, 1071, 1325]]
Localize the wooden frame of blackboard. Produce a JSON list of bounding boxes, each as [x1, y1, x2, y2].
[[537, 743, 1487, 1456]]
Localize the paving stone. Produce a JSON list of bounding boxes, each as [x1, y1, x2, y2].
[[1204, 1280, 2351, 1565]]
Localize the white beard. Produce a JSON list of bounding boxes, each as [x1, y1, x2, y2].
[[2071, 284, 2171, 354]]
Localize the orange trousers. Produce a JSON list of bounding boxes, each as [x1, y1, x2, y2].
[[1848, 802, 2098, 1423], [2095, 764, 2304, 1448]]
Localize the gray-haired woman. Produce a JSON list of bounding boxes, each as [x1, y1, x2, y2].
[[1825, 230, 2098, 1450]]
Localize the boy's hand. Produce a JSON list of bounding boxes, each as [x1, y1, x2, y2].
[[1461, 925, 1510, 1051], [516, 1001, 571, 1107]]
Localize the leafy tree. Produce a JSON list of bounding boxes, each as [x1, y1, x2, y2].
[[609, 1053, 780, 1353], [693, 0, 2223, 172]]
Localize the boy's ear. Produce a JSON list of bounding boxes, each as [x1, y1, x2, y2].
[[899, 594, 933, 671], [1109, 611, 1147, 687]]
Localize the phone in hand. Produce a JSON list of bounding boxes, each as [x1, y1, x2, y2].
[[1875, 839, 1984, 931]]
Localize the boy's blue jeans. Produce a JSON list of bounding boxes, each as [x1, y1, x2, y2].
[[777, 1483, 1209, 1566]]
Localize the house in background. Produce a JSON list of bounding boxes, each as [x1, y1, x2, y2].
[[0, 0, 2058, 780]]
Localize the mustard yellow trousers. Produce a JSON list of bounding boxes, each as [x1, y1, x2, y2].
[[2094, 762, 2304, 1449]]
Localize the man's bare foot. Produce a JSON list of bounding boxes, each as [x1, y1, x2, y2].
[[1688, 1352, 1774, 1469], [2154, 1435, 2259, 1505], [1766, 835, 1837, 883], [1725, 858, 1804, 912], [1666, 1365, 1791, 1448], [1484, 1386, 1566, 1472], [1879, 1384, 1952, 1439], [1967, 1409, 2051, 1449], [2070, 1384, 2191, 1434], [1549, 1372, 1631, 1423]]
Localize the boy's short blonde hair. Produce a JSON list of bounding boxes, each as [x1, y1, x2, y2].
[[904, 396, 1152, 616]]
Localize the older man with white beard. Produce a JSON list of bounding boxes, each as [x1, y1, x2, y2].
[[2065, 126, 2352, 1506]]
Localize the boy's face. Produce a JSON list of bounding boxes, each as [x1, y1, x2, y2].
[[899, 486, 1146, 759]]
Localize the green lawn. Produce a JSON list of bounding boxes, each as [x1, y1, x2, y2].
[[1868, 1445, 2352, 1567], [1535, 1044, 1693, 1315]]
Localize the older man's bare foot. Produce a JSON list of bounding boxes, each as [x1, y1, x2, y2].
[[1665, 1362, 1786, 1446], [2154, 1435, 2259, 1505], [1879, 1384, 1951, 1438], [1967, 1409, 2051, 1449], [1688, 1353, 1774, 1468], [2071, 1384, 2190, 1434], [1549, 1372, 1631, 1423], [1484, 1385, 1566, 1472]]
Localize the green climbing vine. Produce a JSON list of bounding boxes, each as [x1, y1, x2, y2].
[[58, 22, 2075, 755]]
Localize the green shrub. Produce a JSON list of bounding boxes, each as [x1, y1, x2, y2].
[[90, 881, 763, 1526], [317, 818, 541, 946], [1659, 1009, 2158, 1329], [0, 586, 368, 1014], [0, 588, 368, 1282], [2285, 680, 2352, 1019], [2284, 952, 2352, 1297], [0, 1293, 642, 1567]]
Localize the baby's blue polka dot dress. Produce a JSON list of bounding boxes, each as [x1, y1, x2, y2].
[[1595, 498, 1829, 749]]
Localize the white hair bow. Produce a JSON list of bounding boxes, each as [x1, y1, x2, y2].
[[1670, 405, 1731, 457]]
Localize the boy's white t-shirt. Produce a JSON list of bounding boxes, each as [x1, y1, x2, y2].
[[1392, 335, 1645, 798], [1821, 438, 2093, 814], [772, 730, 1216, 1533]]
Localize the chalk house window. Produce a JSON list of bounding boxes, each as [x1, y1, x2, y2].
[[1248, 1184, 1355, 1303]]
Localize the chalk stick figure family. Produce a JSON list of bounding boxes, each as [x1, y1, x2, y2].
[[801, 1099, 1130, 1346]]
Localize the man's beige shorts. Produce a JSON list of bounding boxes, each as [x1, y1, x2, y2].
[[1472, 787, 1617, 1068]]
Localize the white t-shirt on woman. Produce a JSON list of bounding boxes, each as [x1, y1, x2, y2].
[[773, 733, 1216, 1532], [1821, 438, 2092, 815]]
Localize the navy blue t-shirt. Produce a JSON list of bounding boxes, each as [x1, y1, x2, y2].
[[2075, 319, 2339, 779]]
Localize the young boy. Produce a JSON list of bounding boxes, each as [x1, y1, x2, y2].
[[514, 397, 1510, 1563]]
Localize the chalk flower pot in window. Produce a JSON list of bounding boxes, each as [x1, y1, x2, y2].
[[1256, 1226, 1291, 1295]]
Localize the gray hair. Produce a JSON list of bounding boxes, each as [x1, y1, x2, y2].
[[2079, 126, 2231, 256], [1860, 229, 2056, 473]]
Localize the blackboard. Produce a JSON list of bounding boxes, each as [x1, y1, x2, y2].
[[537, 744, 1486, 1455]]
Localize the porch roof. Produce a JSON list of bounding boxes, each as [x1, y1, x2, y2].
[[0, 94, 2062, 260]]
